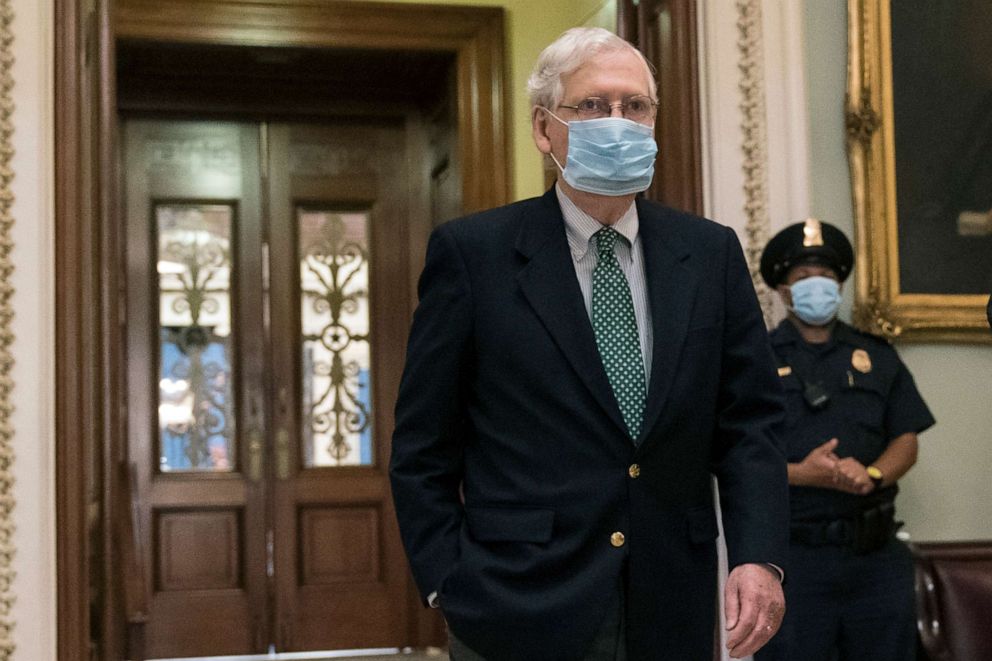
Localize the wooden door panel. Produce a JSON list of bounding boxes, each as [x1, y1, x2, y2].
[[149, 479, 247, 505], [124, 119, 269, 657], [267, 121, 418, 651], [146, 591, 256, 654], [125, 115, 437, 656], [155, 509, 243, 591], [298, 506, 382, 584]]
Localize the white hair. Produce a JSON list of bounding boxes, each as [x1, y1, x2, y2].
[[526, 27, 657, 110]]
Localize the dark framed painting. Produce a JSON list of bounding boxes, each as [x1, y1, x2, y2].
[[846, 0, 991, 342]]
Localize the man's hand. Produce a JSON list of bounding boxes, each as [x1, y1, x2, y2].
[[725, 563, 785, 658], [833, 457, 873, 494], [788, 437, 840, 488]]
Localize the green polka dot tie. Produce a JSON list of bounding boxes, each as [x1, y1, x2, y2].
[[592, 227, 646, 441]]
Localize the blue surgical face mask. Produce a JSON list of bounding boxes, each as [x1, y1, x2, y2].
[[789, 276, 842, 326], [544, 110, 658, 196]]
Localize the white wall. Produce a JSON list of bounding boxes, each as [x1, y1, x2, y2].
[[580, 0, 616, 31], [9, 0, 57, 659], [803, 1, 992, 541]]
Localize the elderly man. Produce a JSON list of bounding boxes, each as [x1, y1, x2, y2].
[[754, 219, 935, 661], [390, 27, 788, 660]]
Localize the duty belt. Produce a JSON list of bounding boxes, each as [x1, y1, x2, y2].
[[791, 500, 900, 555], [790, 518, 855, 547]]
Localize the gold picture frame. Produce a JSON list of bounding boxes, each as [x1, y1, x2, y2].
[[846, 0, 991, 343]]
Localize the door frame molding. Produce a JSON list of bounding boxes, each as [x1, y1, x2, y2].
[[55, 2, 510, 658], [617, 0, 704, 214], [114, 0, 511, 213]]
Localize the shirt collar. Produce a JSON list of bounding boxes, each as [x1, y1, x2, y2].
[[555, 183, 639, 263], [771, 318, 802, 347], [772, 318, 858, 349], [832, 321, 864, 347]]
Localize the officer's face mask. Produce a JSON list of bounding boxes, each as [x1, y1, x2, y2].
[[789, 276, 842, 326], [542, 109, 658, 196]]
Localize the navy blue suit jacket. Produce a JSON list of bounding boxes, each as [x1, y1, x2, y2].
[[390, 189, 788, 660]]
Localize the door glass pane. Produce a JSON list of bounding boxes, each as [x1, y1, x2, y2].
[[299, 209, 373, 467], [157, 203, 236, 472]]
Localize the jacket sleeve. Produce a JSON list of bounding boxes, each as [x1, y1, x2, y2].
[[711, 226, 790, 571], [389, 224, 473, 603]]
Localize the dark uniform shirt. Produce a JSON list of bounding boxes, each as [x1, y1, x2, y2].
[[769, 320, 935, 522]]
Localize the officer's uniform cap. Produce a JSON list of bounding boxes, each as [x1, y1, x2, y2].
[[760, 218, 854, 288]]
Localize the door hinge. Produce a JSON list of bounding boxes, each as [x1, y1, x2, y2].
[[276, 428, 291, 480], [262, 241, 270, 293], [262, 241, 271, 333], [248, 430, 264, 482], [259, 122, 270, 181], [266, 528, 274, 579]]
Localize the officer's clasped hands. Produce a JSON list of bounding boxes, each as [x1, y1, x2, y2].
[[833, 457, 875, 495], [794, 438, 840, 488], [796, 437, 874, 495]]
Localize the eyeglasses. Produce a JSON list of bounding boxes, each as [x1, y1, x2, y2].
[[557, 95, 657, 122]]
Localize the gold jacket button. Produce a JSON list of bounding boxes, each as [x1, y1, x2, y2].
[[610, 532, 625, 547], [628, 464, 641, 478]]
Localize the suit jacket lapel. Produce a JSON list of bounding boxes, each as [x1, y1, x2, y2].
[[515, 190, 629, 438], [636, 200, 699, 446]]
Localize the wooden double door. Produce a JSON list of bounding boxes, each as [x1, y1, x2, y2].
[[123, 116, 435, 657]]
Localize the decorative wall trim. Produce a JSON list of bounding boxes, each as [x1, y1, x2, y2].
[[0, 0, 15, 657], [735, 0, 775, 325]]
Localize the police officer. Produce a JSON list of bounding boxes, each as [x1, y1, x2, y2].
[[754, 218, 935, 661]]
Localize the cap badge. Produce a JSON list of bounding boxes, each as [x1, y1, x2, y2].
[[777, 366, 792, 377], [851, 349, 872, 374], [803, 218, 824, 247]]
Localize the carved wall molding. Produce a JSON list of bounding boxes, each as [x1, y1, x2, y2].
[[735, 0, 775, 325], [0, 0, 16, 657], [844, 86, 880, 149]]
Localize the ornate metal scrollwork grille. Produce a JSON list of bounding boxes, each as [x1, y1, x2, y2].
[[299, 211, 373, 467], [157, 204, 235, 471]]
